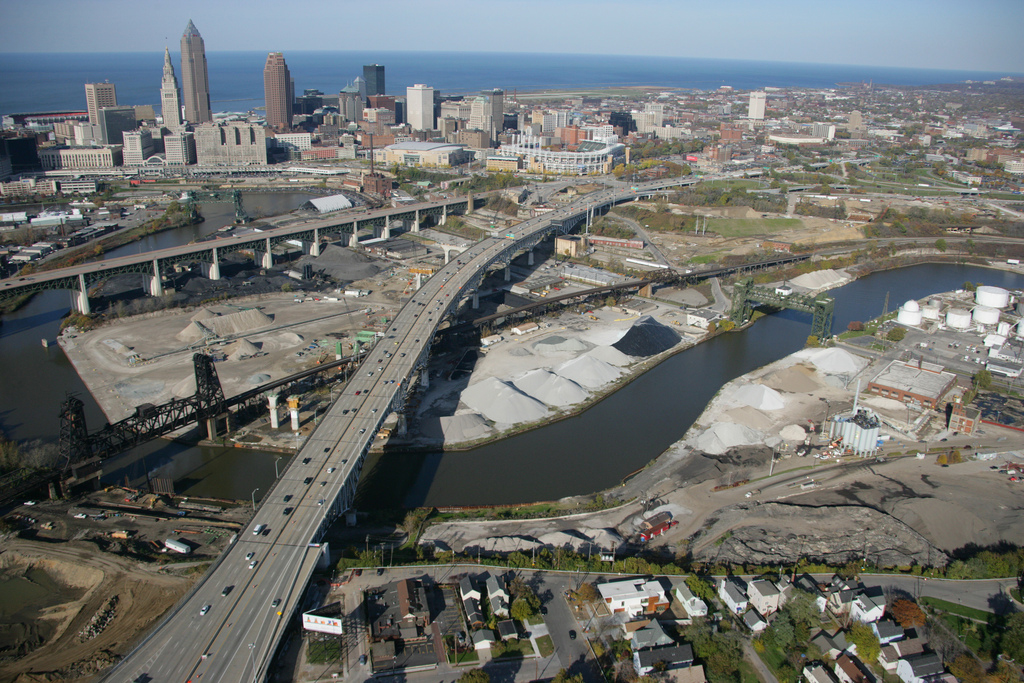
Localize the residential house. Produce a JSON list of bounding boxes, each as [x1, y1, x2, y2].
[[872, 620, 904, 644], [834, 654, 877, 683], [485, 573, 510, 618], [851, 587, 886, 624], [718, 578, 748, 615], [811, 629, 855, 660], [743, 609, 768, 634], [803, 663, 842, 683], [794, 574, 828, 613], [599, 578, 670, 618], [827, 586, 858, 617], [634, 644, 694, 677], [472, 629, 497, 651], [879, 636, 925, 673], [463, 598, 484, 629], [673, 582, 709, 618], [631, 619, 675, 651], [747, 580, 782, 616], [497, 620, 518, 640], [895, 652, 944, 683], [459, 576, 480, 603]]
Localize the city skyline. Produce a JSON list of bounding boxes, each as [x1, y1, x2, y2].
[[2, 0, 1023, 73]]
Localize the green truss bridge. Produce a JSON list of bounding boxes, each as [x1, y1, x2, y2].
[[730, 277, 835, 341]]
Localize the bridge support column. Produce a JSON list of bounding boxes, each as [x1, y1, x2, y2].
[[465, 192, 474, 215], [444, 249, 451, 265], [440, 205, 447, 226], [527, 250, 534, 266], [504, 265, 511, 281], [267, 392, 280, 429], [149, 259, 164, 297], [310, 229, 321, 257], [290, 407, 300, 432], [414, 209, 421, 232], [349, 223, 359, 247], [208, 247, 221, 281], [381, 223, 391, 240], [262, 237, 273, 269], [76, 273, 91, 315], [472, 293, 479, 309], [415, 273, 422, 290], [420, 368, 430, 389], [396, 413, 407, 437]]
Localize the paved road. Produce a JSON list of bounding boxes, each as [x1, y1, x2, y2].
[[107, 179, 692, 683], [609, 213, 673, 267]]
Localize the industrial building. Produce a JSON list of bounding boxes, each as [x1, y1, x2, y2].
[[867, 359, 956, 409]]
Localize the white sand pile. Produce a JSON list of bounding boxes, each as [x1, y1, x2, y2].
[[279, 332, 304, 346], [588, 528, 624, 549], [440, 413, 490, 442], [694, 422, 764, 455], [461, 377, 549, 425], [473, 536, 541, 553], [171, 376, 196, 398], [763, 365, 823, 393], [723, 407, 775, 431], [586, 345, 632, 367], [247, 373, 271, 385], [177, 308, 273, 342], [514, 370, 589, 407], [555, 355, 622, 388], [789, 268, 850, 291], [780, 424, 808, 442], [533, 335, 590, 356], [227, 339, 260, 360], [796, 347, 866, 375], [731, 384, 786, 410], [536, 530, 588, 549], [190, 307, 219, 321]]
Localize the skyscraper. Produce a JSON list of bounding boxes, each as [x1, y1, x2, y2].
[[180, 20, 212, 124], [97, 106, 137, 145], [406, 84, 435, 131], [263, 52, 292, 130], [363, 64, 385, 97], [160, 47, 183, 131], [748, 91, 766, 120], [84, 82, 117, 125]]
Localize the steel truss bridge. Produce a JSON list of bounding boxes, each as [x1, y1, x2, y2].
[[729, 276, 835, 340]]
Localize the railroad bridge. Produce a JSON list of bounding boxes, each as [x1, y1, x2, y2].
[[729, 277, 835, 340]]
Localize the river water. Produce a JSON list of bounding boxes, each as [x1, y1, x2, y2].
[[2, 221, 1020, 506]]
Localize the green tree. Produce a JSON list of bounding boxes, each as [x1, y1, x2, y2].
[[1004, 612, 1024, 662], [552, 670, 584, 683], [848, 622, 880, 663], [886, 327, 906, 342], [459, 669, 490, 683], [935, 238, 948, 252], [963, 281, 977, 292], [973, 368, 992, 391], [684, 575, 716, 602], [806, 335, 820, 347], [510, 597, 536, 621]]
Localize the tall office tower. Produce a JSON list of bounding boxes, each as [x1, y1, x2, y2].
[[97, 106, 137, 145], [263, 52, 292, 130], [338, 90, 363, 122], [363, 64, 385, 97], [643, 102, 664, 127], [84, 82, 117, 125], [122, 129, 155, 165], [180, 20, 212, 124], [406, 84, 435, 131], [748, 91, 766, 120], [160, 47, 183, 131]]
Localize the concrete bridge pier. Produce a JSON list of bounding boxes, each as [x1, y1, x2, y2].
[[527, 250, 534, 266], [266, 392, 280, 429], [440, 205, 447, 226], [75, 273, 91, 315], [378, 223, 391, 240], [414, 209, 422, 232], [472, 292, 479, 309], [309, 229, 321, 257], [396, 413, 408, 437], [208, 247, 221, 281], [465, 192, 474, 215], [504, 265, 511, 281], [148, 259, 164, 297], [415, 273, 422, 290], [349, 221, 359, 247], [420, 368, 430, 389], [262, 237, 274, 269]]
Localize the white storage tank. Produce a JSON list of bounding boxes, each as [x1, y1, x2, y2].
[[998, 321, 1012, 336], [976, 285, 1010, 309], [1018, 320, 1024, 337], [921, 305, 940, 320], [897, 300, 923, 326], [973, 306, 1000, 326], [946, 308, 972, 330]]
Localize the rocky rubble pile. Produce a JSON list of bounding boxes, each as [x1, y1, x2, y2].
[[78, 595, 118, 642]]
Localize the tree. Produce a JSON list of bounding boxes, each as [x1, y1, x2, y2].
[[806, 335, 820, 347], [886, 327, 906, 342], [963, 281, 977, 292], [1003, 612, 1024, 663], [973, 368, 992, 391], [510, 597, 536, 621], [847, 321, 865, 332], [890, 599, 926, 628], [459, 669, 490, 683], [937, 453, 948, 465], [848, 622, 880, 663], [948, 654, 985, 683], [575, 582, 600, 603], [685, 575, 716, 602], [552, 670, 584, 683], [935, 238, 948, 252]]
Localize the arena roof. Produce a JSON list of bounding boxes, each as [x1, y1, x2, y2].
[[384, 141, 466, 153], [305, 194, 354, 214]]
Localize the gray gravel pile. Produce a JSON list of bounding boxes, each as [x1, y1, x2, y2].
[[554, 355, 622, 388], [532, 335, 590, 357], [300, 244, 383, 281], [612, 315, 681, 357], [460, 377, 550, 425], [514, 370, 589, 407]]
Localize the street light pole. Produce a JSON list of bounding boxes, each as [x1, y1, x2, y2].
[[251, 487, 260, 511], [248, 642, 257, 683]]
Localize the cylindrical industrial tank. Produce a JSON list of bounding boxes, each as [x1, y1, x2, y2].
[[1015, 301, 1024, 316], [973, 306, 1000, 326], [946, 308, 972, 329], [976, 286, 1010, 309], [1018, 320, 1024, 337], [921, 305, 940, 320], [897, 300, 923, 326], [998, 321, 1012, 336]]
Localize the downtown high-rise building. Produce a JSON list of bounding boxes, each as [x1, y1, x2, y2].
[[160, 46, 183, 131], [180, 20, 212, 124], [748, 91, 766, 120], [406, 84, 435, 132], [363, 64, 385, 97], [84, 82, 117, 125], [263, 52, 292, 130]]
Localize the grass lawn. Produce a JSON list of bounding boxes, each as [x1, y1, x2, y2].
[[921, 596, 993, 620], [706, 217, 802, 238], [452, 648, 480, 665], [536, 634, 555, 658], [492, 638, 536, 659], [738, 659, 761, 683], [758, 642, 788, 673]]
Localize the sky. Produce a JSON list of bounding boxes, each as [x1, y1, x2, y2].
[[3, 0, 1023, 73]]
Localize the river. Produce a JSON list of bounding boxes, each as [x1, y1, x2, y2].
[[2, 234, 1019, 507]]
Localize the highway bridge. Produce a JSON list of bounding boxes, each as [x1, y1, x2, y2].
[[0, 193, 480, 314], [105, 177, 694, 682]]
